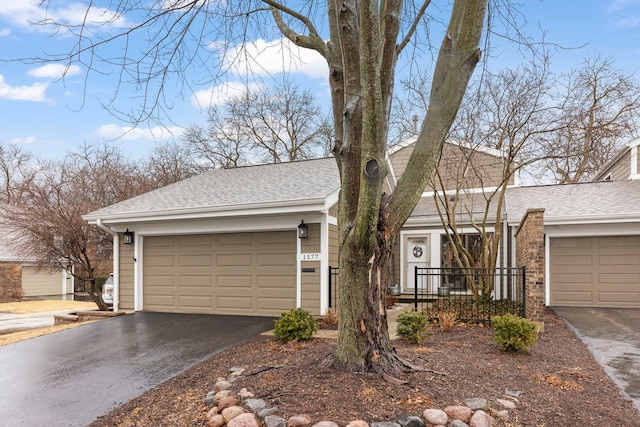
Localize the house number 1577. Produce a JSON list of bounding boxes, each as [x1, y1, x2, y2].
[[301, 253, 320, 261]]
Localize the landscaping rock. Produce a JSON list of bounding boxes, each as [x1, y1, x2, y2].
[[222, 406, 245, 422], [218, 395, 238, 411], [422, 408, 448, 425], [345, 420, 369, 427], [448, 420, 469, 427], [465, 398, 488, 411], [215, 390, 232, 405], [237, 388, 255, 399], [227, 412, 261, 427], [444, 405, 472, 422], [215, 380, 232, 392], [398, 415, 425, 427], [311, 421, 340, 427], [209, 414, 225, 427], [469, 410, 494, 427], [496, 398, 516, 409], [370, 423, 400, 427], [264, 415, 287, 427], [244, 398, 267, 413], [258, 407, 279, 418], [287, 414, 313, 427]]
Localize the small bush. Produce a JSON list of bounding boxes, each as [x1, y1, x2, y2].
[[492, 313, 538, 351], [274, 308, 318, 342], [438, 311, 457, 332], [396, 310, 430, 344], [320, 307, 339, 327]]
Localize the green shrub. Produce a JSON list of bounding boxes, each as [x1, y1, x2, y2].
[[492, 313, 538, 351], [274, 308, 318, 342], [396, 310, 430, 344]]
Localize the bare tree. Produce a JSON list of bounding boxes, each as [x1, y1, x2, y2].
[[144, 141, 201, 187], [538, 56, 640, 183], [432, 62, 559, 299], [184, 80, 332, 167], [1, 143, 153, 310], [34, 0, 501, 373], [0, 143, 38, 205]]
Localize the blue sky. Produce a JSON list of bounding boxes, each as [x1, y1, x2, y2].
[[0, 0, 639, 160]]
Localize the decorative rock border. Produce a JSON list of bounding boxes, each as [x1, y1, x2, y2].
[[53, 310, 125, 325], [203, 366, 518, 427]]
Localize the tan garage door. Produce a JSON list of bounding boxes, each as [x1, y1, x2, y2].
[[21, 266, 63, 297], [550, 236, 640, 307], [143, 231, 296, 316]]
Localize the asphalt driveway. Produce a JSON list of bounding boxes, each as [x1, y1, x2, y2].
[[0, 312, 274, 426], [553, 307, 640, 413]]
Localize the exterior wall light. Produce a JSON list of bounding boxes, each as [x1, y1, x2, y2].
[[123, 229, 134, 245], [298, 220, 309, 239]]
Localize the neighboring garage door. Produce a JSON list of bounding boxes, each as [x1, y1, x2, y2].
[[21, 266, 63, 297], [550, 236, 640, 307], [143, 231, 296, 316]]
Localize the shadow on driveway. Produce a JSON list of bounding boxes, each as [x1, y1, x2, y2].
[[552, 307, 640, 414], [0, 312, 274, 426]]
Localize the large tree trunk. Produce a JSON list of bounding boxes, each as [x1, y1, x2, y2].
[[325, 0, 488, 373]]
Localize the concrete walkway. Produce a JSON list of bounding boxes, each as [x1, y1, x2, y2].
[[0, 306, 99, 334], [553, 307, 640, 413]]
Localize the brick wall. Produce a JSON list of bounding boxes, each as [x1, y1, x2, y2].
[[515, 209, 545, 321], [0, 262, 22, 300]]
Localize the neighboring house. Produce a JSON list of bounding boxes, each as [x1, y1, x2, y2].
[[0, 220, 72, 299], [84, 137, 640, 319], [591, 137, 640, 182]]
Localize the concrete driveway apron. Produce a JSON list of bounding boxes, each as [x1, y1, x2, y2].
[[552, 307, 640, 413], [0, 312, 274, 427]]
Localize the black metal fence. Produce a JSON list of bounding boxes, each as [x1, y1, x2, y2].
[[328, 266, 526, 322], [414, 266, 526, 321]]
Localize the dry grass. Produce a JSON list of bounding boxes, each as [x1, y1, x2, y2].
[[0, 321, 97, 346], [0, 300, 96, 314]]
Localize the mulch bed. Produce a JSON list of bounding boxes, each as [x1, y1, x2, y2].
[[90, 309, 640, 426]]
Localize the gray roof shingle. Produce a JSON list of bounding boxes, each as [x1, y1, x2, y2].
[[85, 158, 340, 221], [505, 180, 640, 224]]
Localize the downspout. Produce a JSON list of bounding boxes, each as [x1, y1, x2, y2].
[[96, 219, 120, 312]]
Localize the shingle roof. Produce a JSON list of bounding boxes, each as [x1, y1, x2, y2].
[[409, 191, 505, 225], [505, 180, 640, 225], [84, 158, 340, 221]]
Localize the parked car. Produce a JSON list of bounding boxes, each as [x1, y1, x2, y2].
[[102, 273, 114, 307]]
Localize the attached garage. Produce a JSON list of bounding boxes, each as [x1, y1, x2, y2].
[[21, 266, 65, 297], [143, 231, 297, 316], [550, 236, 640, 307]]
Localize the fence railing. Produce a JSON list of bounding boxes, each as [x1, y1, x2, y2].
[[413, 266, 526, 321], [328, 266, 526, 322]]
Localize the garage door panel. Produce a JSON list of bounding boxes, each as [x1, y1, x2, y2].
[[257, 297, 295, 312], [144, 231, 296, 315], [551, 236, 640, 308], [179, 235, 212, 246], [554, 254, 592, 265], [218, 254, 252, 266], [179, 255, 212, 266], [146, 236, 175, 247], [217, 296, 253, 310], [258, 275, 295, 288], [258, 253, 296, 266], [146, 255, 175, 267], [178, 276, 211, 287], [553, 291, 593, 302]]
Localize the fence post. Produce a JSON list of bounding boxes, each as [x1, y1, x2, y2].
[[414, 266, 418, 311], [328, 266, 333, 309], [521, 266, 526, 317]]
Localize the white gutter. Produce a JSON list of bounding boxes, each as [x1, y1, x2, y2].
[[96, 219, 120, 312]]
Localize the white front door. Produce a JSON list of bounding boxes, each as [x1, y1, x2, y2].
[[406, 236, 431, 292]]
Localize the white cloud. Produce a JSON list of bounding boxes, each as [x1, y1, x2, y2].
[[221, 38, 328, 80], [11, 136, 35, 145], [27, 63, 82, 79], [0, 74, 48, 102], [0, 28, 10, 37], [191, 81, 263, 109], [95, 124, 184, 141], [0, 1, 130, 32]]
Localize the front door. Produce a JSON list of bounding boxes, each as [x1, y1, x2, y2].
[[406, 236, 431, 292]]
